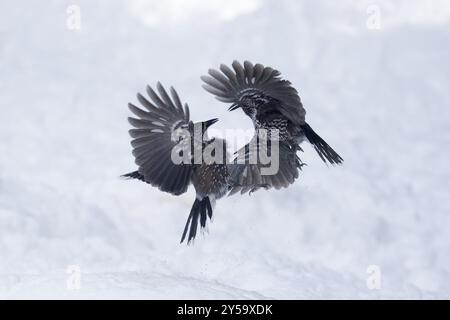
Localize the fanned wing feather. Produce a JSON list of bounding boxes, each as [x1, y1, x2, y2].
[[202, 60, 306, 125], [228, 135, 303, 195], [127, 83, 193, 195]]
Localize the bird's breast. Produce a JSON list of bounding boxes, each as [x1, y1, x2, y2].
[[192, 164, 229, 199]]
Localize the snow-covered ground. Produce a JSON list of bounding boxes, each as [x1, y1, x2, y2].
[[1, 0, 450, 299]]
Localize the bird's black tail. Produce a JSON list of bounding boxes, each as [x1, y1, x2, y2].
[[301, 123, 343, 165], [180, 197, 213, 244]]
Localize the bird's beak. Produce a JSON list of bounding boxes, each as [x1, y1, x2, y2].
[[228, 103, 241, 111], [204, 118, 219, 129]]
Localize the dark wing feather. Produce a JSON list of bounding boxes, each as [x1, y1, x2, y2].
[[201, 60, 306, 125], [127, 83, 193, 195], [228, 135, 303, 195]]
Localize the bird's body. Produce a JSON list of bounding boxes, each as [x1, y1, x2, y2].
[[123, 83, 231, 243], [201, 61, 343, 194], [255, 109, 298, 143], [192, 160, 229, 200]]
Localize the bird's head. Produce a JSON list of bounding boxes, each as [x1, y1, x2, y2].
[[229, 101, 258, 120], [190, 118, 219, 132], [228, 102, 241, 112], [228, 94, 265, 120], [190, 118, 219, 142], [199, 118, 219, 133]]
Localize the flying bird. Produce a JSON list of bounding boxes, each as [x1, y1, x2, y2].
[[201, 60, 343, 194], [122, 83, 231, 244]]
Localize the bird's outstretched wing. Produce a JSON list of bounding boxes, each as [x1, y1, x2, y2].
[[201, 60, 306, 125], [127, 83, 193, 195], [228, 134, 304, 195]]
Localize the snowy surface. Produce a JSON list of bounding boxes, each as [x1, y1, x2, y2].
[[1, 0, 450, 299]]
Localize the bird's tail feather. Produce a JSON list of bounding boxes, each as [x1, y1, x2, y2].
[[301, 123, 343, 165], [180, 197, 213, 244]]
